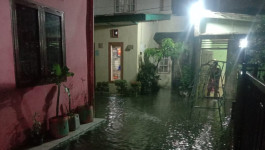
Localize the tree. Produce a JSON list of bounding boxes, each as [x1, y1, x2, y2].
[[247, 18, 265, 66], [245, 18, 265, 80], [137, 38, 184, 94]]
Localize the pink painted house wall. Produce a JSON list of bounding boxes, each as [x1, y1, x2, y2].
[[0, 0, 94, 149]]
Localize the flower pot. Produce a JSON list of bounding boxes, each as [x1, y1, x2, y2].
[[68, 113, 80, 131], [49, 116, 69, 139], [77, 105, 93, 124]]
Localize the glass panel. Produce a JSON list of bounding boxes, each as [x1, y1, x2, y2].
[[16, 4, 41, 83], [160, 0, 164, 11], [159, 60, 164, 66], [111, 46, 122, 81], [164, 66, 168, 72], [158, 66, 163, 73], [131, 5, 135, 12], [164, 58, 168, 64], [115, 0, 120, 12], [45, 12, 63, 72]]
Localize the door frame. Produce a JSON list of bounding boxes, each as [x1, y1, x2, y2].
[[108, 42, 123, 82]]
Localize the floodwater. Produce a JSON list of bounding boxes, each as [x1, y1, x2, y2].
[[55, 89, 230, 150]]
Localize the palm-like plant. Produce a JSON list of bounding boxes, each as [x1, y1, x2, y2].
[[52, 64, 74, 117]]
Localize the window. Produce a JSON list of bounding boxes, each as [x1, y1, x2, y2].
[[110, 29, 118, 38], [158, 58, 170, 73], [115, 0, 135, 13], [11, 0, 65, 87], [160, 0, 165, 11]]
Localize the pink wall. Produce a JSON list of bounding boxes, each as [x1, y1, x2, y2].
[[0, 0, 94, 149]]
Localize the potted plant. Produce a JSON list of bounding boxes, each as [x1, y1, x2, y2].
[[77, 104, 93, 124], [30, 112, 43, 145], [49, 64, 74, 139], [63, 85, 80, 131], [77, 79, 93, 124]]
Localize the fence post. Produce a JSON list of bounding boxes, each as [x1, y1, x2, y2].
[[234, 62, 247, 149], [253, 64, 258, 78]]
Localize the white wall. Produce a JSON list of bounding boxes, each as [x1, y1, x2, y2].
[[202, 19, 252, 35], [95, 16, 190, 88], [94, 0, 172, 16], [137, 0, 172, 14], [94, 0, 114, 16], [158, 16, 189, 32], [137, 22, 159, 53], [137, 16, 189, 54], [94, 25, 138, 83], [136, 0, 160, 14], [137, 16, 189, 88]]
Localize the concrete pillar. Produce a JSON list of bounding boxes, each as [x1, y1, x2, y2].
[[86, 0, 94, 105], [224, 37, 240, 115]]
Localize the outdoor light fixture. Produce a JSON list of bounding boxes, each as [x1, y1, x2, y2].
[[189, 0, 206, 24], [239, 38, 248, 48]]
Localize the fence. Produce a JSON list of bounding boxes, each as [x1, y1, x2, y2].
[[234, 64, 265, 149]]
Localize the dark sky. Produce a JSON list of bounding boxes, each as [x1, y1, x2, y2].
[[172, 0, 265, 15]]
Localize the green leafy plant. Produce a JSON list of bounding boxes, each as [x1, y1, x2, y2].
[[96, 82, 109, 92], [137, 62, 160, 94], [244, 18, 265, 81], [178, 65, 193, 95], [137, 38, 184, 94], [247, 18, 265, 66], [114, 80, 128, 95], [52, 64, 74, 117], [130, 81, 141, 96]]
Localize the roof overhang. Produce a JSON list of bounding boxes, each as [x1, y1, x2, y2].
[[203, 11, 258, 22], [95, 14, 171, 26]]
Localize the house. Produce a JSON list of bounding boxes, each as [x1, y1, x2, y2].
[[94, 0, 262, 112], [172, 0, 264, 116], [94, 0, 258, 92], [94, 0, 192, 89], [0, 0, 94, 149]]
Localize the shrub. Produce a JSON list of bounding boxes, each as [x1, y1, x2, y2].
[[96, 81, 109, 92], [137, 38, 184, 94], [114, 80, 128, 95], [130, 81, 141, 96], [178, 65, 193, 96], [137, 63, 160, 94]]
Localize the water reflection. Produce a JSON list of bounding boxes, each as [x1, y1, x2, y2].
[[56, 89, 227, 150]]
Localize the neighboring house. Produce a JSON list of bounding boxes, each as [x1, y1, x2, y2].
[[193, 12, 254, 101], [177, 0, 261, 114], [0, 0, 94, 149], [94, 0, 261, 94], [95, 0, 172, 15], [94, 0, 190, 89]]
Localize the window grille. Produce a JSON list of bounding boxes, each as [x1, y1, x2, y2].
[[158, 58, 170, 73], [115, 0, 135, 13]]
